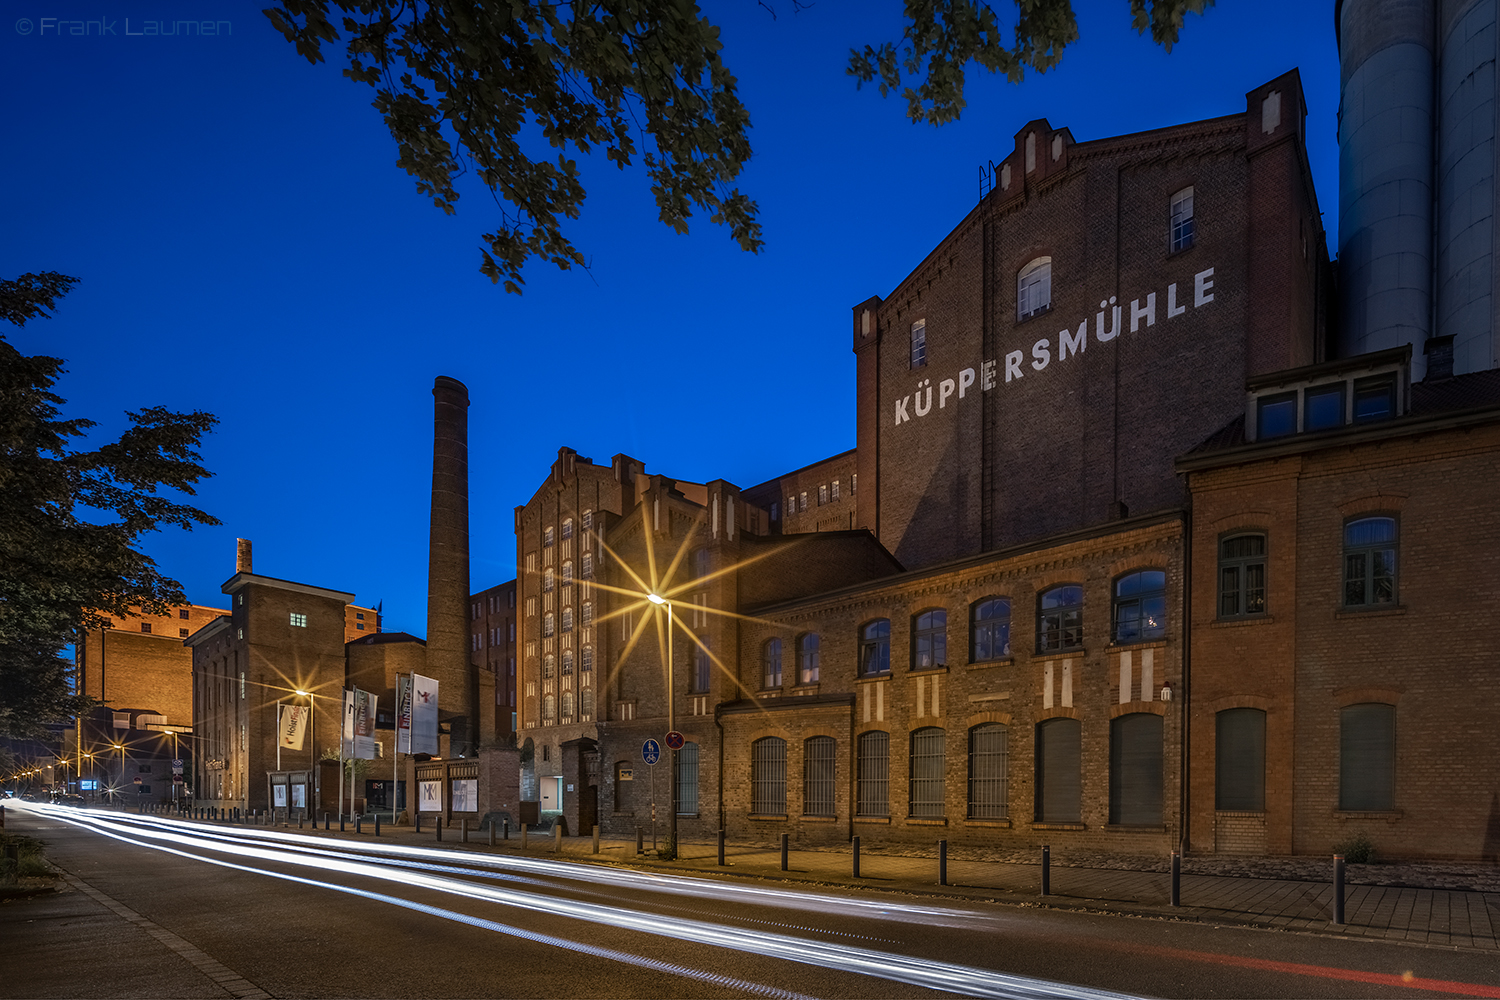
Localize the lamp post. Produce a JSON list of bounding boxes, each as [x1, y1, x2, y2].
[[296, 690, 314, 813], [646, 593, 677, 860], [112, 742, 126, 807]]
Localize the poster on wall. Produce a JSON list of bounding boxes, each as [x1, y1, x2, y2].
[[411, 673, 439, 756], [277, 704, 308, 750], [273, 784, 288, 808], [451, 778, 478, 812], [292, 783, 306, 809], [395, 675, 413, 755], [353, 689, 378, 760], [418, 780, 442, 812]]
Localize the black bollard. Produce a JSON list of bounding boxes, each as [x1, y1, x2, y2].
[[461, 817, 468, 844], [1333, 854, 1345, 925], [781, 833, 789, 872], [717, 829, 725, 866], [355, 815, 362, 834], [636, 826, 643, 855], [324, 812, 330, 831], [436, 817, 443, 842], [503, 819, 509, 841], [1171, 850, 1181, 906], [853, 835, 861, 878], [1041, 844, 1051, 896], [939, 839, 948, 886], [416, 813, 422, 834], [489, 820, 496, 847], [593, 824, 601, 855], [374, 813, 380, 837]]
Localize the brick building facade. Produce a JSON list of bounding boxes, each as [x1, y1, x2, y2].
[[469, 579, 518, 745]]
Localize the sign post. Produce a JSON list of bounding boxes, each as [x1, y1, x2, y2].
[[642, 739, 660, 851]]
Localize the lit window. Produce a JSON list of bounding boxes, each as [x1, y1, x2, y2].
[[562, 650, 574, 674], [1038, 585, 1083, 653], [1170, 186, 1195, 252], [1219, 534, 1267, 618], [799, 492, 808, 512], [858, 619, 890, 676], [971, 597, 1011, 660], [1113, 570, 1166, 643], [797, 633, 820, 685], [911, 609, 946, 669], [544, 526, 554, 547], [290, 613, 307, 628], [762, 638, 783, 689], [910, 319, 927, 368], [831, 480, 840, 501], [543, 654, 554, 679], [562, 518, 573, 540], [818, 484, 829, 505], [1344, 516, 1397, 607], [1018, 257, 1052, 320]]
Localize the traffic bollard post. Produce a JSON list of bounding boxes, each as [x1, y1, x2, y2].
[[1333, 854, 1345, 925], [781, 833, 789, 872], [1171, 850, 1181, 906], [1041, 845, 1051, 895], [939, 839, 948, 886]]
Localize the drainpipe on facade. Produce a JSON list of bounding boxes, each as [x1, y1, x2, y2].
[[1179, 508, 1191, 855]]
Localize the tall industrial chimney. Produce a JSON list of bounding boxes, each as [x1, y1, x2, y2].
[[236, 538, 253, 574], [426, 376, 474, 756]]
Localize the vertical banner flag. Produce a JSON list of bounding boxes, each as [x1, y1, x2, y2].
[[353, 688, 378, 760], [396, 674, 413, 755], [278, 704, 309, 750], [411, 673, 439, 755], [342, 689, 355, 759]]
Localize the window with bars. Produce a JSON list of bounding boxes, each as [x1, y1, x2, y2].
[[968, 723, 1009, 819], [1170, 186, 1195, 252], [1038, 585, 1083, 653], [858, 619, 890, 676], [1219, 534, 1267, 618], [803, 736, 836, 817], [677, 742, 699, 815], [908, 727, 946, 818], [1216, 708, 1266, 811], [1340, 703, 1395, 810], [1344, 516, 1397, 607], [762, 638, 782, 689], [1113, 570, 1166, 643], [797, 633, 820, 685], [1109, 713, 1163, 825], [857, 731, 889, 817], [911, 609, 946, 669], [971, 597, 1011, 661], [751, 738, 787, 815]]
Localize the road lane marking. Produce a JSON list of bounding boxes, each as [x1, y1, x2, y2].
[[59, 871, 271, 999]]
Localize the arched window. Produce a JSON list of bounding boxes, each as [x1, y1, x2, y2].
[[1018, 257, 1052, 320], [543, 612, 555, 638], [751, 737, 787, 815], [797, 633, 820, 685], [581, 601, 593, 626], [694, 547, 710, 578], [971, 597, 1011, 661], [561, 606, 574, 632], [908, 727, 946, 818], [561, 650, 574, 674], [677, 742, 699, 815], [561, 517, 574, 540], [1037, 585, 1083, 652], [543, 567, 554, 592], [1344, 517, 1397, 607], [1170, 186, 1195, 252], [1216, 708, 1265, 811], [561, 560, 573, 585], [581, 645, 594, 672], [1219, 534, 1266, 618], [911, 609, 946, 669], [544, 526, 555, 547], [542, 694, 556, 721], [858, 619, 890, 676], [804, 736, 836, 816], [1035, 718, 1081, 823], [560, 691, 575, 720], [542, 654, 554, 679], [762, 638, 783, 689], [1113, 570, 1166, 642], [1109, 713, 1163, 825], [581, 552, 593, 578], [968, 723, 1009, 819], [580, 688, 595, 720]]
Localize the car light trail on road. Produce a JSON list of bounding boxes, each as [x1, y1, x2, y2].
[[23, 804, 1142, 1000]]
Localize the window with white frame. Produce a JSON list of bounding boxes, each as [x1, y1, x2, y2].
[[289, 613, 307, 628], [1017, 257, 1052, 320], [910, 319, 927, 368], [1170, 186, 1195, 252], [561, 518, 573, 540], [544, 526, 554, 547]]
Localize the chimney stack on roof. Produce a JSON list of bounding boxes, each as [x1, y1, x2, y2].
[[236, 538, 253, 574]]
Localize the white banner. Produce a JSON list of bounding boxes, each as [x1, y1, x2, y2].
[[411, 673, 439, 756], [353, 689, 378, 760], [277, 704, 309, 750], [418, 779, 442, 812], [395, 674, 412, 755], [341, 689, 355, 759]]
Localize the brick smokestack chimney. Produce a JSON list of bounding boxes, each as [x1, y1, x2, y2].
[[236, 538, 252, 574], [427, 376, 474, 756]]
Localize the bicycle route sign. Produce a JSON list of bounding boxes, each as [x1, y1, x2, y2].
[[641, 739, 661, 766]]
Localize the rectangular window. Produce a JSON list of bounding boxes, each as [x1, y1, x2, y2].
[[910, 319, 927, 368], [803, 737, 836, 817], [908, 728, 946, 818], [356, 612, 365, 620], [179, 627, 189, 638], [856, 731, 889, 817], [831, 480, 840, 501], [1109, 713, 1163, 825], [799, 491, 808, 512], [968, 724, 1009, 819], [1304, 383, 1345, 431], [1256, 392, 1297, 439], [818, 484, 828, 505], [1170, 186, 1195, 252], [289, 613, 307, 628], [771, 502, 779, 521], [1353, 375, 1396, 423], [1344, 517, 1397, 607], [851, 474, 857, 494], [1035, 718, 1081, 823], [179, 608, 190, 620], [676, 742, 699, 815], [141, 622, 152, 634], [1340, 704, 1395, 810], [1219, 534, 1267, 617], [751, 738, 787, 815], [1216, 708, 1266, 811]]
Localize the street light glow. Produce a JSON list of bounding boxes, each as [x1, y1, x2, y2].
[[646, 593, 665, 605]]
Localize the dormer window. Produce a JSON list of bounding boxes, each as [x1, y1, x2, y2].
[[1018, 258, 1051, 321], [1256, 393, 1297, 440], [1354, 375, 1397, 423], [1304, 383, 1345, 431]]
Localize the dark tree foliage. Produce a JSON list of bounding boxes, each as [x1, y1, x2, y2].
[[848, 0, 1215, 125], [0, 274, 220, 739], [264, 1, 761, 293]]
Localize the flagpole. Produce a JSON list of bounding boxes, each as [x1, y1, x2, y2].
[[276, 700, 283, 773]]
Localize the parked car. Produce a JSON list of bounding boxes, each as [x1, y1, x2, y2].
[[56, 793, 86, 806]]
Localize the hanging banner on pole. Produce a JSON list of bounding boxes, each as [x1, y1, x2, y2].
[[411, 673, 439, 756], [342, 689, 355, 759], [353, 688, 378, 760], [278, 704, 309, 750], [395, 674, 413, 755]]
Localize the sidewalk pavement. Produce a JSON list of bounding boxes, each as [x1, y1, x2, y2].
[[257, 815, 1500, 953], [27, 807, 1500, 953]]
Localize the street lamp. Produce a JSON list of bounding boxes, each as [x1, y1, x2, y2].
[[111, 742, 126, 807], [296, 690, 315, 814], [646, 592, 678, 860]]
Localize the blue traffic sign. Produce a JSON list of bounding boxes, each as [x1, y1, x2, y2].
[[642, 739, 661, 766]]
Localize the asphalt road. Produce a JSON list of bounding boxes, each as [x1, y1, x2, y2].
[[5, 803, 1500, 999]]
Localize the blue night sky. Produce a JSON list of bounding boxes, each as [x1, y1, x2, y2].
[[3, 2, 1339, 638]]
